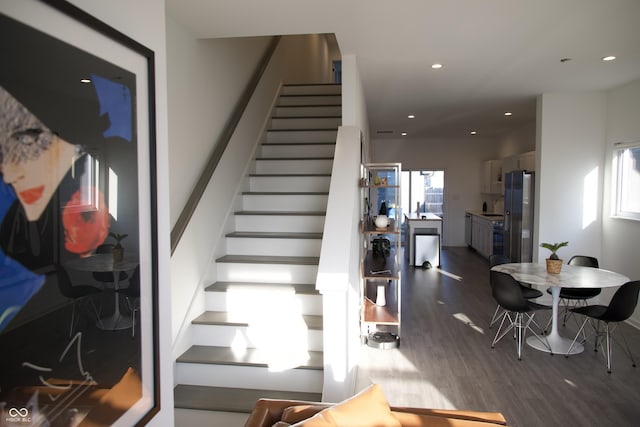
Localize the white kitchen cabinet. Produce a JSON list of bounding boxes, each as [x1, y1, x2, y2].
[[483, 159, 503, 194], [503, 151, 535, 175], [470, 214, 494, 259]]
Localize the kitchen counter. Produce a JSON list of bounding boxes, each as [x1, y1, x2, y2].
[[466, 211, 504, 221], [404, 213, 442, 266]]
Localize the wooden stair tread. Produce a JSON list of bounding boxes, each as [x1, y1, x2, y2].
[[174, 384, 322, 413], [177, 345, 323, 370], [272, 115, 341, 119], [235, 210, 326, 216], [255, 156, 334, 160], [192, 311, 323, 330], [216, 255, 320, 265], [226, 231, 322, 239], [205, 281, 319, 295], [249, 173, 331, 177], [267, 128, 338, 132], [242, 191, 329, 195]]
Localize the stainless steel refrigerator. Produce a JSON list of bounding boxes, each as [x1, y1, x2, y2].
[[503, 170, 535, 262]]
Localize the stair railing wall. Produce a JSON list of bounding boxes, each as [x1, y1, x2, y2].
[[170, 36, 281, 254], [316, 126, 363, 402], [170, 37, 290, 356]]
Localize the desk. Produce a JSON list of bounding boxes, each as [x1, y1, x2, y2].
[[491, 263, 629, 354], [66, 254, 138, 330]]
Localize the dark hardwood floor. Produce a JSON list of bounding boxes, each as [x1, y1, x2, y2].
[[356, 246, 640, 427]]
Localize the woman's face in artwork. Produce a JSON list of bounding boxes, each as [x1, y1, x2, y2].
[[0, 86, 72, 221]]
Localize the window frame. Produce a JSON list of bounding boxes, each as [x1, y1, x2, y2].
[[612, 141, 640, 221]]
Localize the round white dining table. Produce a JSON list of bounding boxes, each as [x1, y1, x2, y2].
[[66, 253, 139, 330], [490, 262, 629, 355]]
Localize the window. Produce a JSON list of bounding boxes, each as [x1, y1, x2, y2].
[[401, 170, 445, 217], [613, 143, 640, 220]]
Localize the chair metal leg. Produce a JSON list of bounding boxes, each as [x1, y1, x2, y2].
[[566, 316, 590, 357], [490, 304, 503, 328], [492, 312, 514, 348]]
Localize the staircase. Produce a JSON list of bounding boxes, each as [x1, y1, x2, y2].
[[174, 83, 341, 423]]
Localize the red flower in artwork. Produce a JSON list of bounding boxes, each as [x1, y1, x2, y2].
[[62, 188, 110, 257]]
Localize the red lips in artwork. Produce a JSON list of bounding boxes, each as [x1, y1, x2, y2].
[[62, 188, 110, 257]]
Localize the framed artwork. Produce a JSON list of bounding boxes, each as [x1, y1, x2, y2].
[[0, 1, 159, 426]]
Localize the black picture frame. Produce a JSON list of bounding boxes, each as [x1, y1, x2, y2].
[[0, 0, 159, 425]]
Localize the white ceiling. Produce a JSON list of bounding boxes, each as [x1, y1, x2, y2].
[[166, 0, 640, 139]]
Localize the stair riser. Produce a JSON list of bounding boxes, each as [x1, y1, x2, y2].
[[235, 215, 325, 233], [274, 105, 341, 117], [281, 85, 341, 96], [266, 129, 337, 143], [278, 95, 341, 106], [206, 291, 322, 315], [242, 193, 328, 211], [255, 159, 333, 175], [175, 363, 323, 393], [249, 175, 331, 192], [216, 263, 319, 284], [191, 324, 323, 351], [226, 237, 321, 257], [270, 117, 341, 130], [260, 144, 336, 159]]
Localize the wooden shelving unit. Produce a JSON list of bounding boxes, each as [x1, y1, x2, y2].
[[360, 163, 402, 347]]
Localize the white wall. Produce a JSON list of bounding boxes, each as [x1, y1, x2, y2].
[[166, 23, 271, 225], [279, 33, 334, 84], [535, 92, 607, 265], [497, 122, 536, 158], [371, 137, 502, 246], [66, 0, 174, 425], [602, 79, 640, 326], [341, 55, 369, 150]]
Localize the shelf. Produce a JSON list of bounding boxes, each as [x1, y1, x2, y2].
[[362, 250, 399, 279], [360, 162, 402, 341], [360, 219, 401, 234], [361, 184, 400, 189], [363, 298, 399, 324]]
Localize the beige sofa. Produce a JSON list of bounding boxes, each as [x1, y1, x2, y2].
[[243, 384, 508, 427]]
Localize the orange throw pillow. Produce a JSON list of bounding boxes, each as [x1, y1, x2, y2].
[[291, 384, 401, 427]]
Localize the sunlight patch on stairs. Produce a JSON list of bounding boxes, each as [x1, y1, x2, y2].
[[226, 285, 310, 372]]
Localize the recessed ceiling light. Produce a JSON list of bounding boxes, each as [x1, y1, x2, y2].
[[401, 132, 408, 136], [602, 55, 616, 62], [431, 63, 443, 69], [80, 78, 91, 83], [470, 131, 477, 135], [408, 114, 415, 119], [504, 112, 513, 116]]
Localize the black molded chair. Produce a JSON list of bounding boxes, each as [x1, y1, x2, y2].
[[56, 267, 102, 337], [546, 255, 601, 327], [489, 254, 543, 328], [490, 270, 551, 359], [566, 280, 640, 373], [93, 244, 128, 286], [116, 266, 140, 338]]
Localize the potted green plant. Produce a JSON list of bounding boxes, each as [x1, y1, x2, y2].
[[540, 241, 568, 274], [109, 232, 128, 262]]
